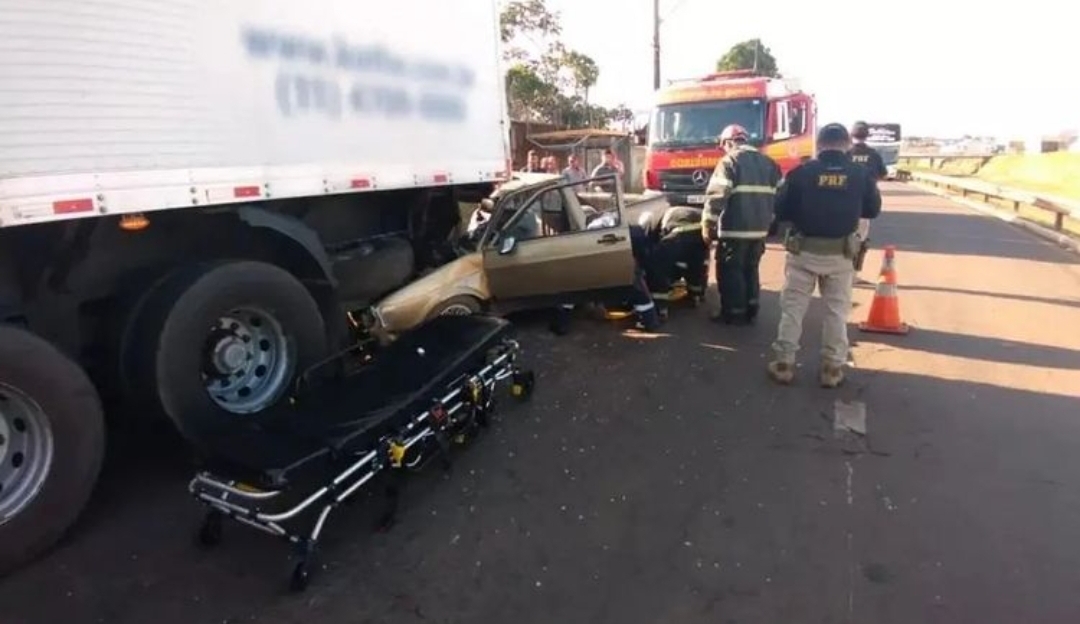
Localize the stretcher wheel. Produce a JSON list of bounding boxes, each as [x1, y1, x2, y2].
[[511, 370, 535, 401], [197, 511, 223, 548], [290, 561, 311, 592]]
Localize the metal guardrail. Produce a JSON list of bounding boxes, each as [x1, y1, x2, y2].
[[898, 152, 997, 159], [907, 171, 1079, 233]]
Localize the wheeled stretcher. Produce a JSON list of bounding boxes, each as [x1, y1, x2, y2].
[[186, 314, 534, 591]]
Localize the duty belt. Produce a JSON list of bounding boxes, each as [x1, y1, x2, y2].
[[800, 236, 847, 255]]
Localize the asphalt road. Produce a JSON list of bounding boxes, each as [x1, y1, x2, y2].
[[3, 183, 1080, 624]]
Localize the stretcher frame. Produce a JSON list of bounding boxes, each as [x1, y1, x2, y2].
[[187, 334, 534, 591]]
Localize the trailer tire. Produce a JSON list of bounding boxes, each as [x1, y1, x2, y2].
[[130, 261, 327, 440], [0, 326, 105, 577]]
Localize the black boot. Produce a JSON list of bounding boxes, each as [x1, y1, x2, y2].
[[634, 306, 663, 332], [549, 306, 572, 335], [745, 303, 759, 325], [721, 310, 749, 326]]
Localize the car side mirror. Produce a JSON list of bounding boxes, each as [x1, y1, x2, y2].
[[499, 235, 517, 255]]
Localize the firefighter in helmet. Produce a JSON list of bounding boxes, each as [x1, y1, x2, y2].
[[700, 124, 783, 324]]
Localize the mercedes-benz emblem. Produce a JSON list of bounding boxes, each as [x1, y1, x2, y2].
[[691, 169, 709, 186]]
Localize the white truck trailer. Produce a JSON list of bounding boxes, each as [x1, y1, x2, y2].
[[0, 0, 510, 575]]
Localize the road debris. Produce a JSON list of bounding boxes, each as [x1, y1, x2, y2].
[[834, 400, 867, 436]]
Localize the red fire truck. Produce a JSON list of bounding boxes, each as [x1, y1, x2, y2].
[[642, 70, 817, 205]]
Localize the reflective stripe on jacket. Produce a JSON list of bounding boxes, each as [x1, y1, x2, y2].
[[702, 145, 782, 239]]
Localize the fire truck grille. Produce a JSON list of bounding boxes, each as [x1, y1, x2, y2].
[[658, 169, 709, 192]]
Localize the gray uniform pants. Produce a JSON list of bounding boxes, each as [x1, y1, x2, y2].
[[772, 251, 855, 367]]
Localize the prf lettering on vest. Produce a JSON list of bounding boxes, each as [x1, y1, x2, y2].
[[851, 154, 870, 163], [817, 173, 848, 188]]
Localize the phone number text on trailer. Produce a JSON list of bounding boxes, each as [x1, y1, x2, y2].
[[242, 27, 476, 123]]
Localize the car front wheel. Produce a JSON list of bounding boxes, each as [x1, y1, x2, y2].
[[425, 295, 482, 321]]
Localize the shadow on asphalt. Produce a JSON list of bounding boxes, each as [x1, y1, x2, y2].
[[853, 324, 1080, 371], [4, 293, 1080, 623], [880, 186, 930, 198], [870, 283, 1080, 311], [872, 209, 1079, 264]]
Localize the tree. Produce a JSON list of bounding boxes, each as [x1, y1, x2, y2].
[[607, 104, 636, 132], [500, 0, 561, 45], [562, 50, 599, 101], [561, 49, 599, 125], [505, 64, 558, 122], [715, 38, 780, 78], [499, 0, 618, 129], [500, 0, 560, 64]]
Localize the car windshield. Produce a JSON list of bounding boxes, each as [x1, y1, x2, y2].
[[649, 98, 765, 148]]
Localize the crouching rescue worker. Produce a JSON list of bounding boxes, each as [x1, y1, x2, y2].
[[550, 208, 662, 334], [701, 124, 783, 325], [767, 123, 882, 388], [638, 205, 709, 316]]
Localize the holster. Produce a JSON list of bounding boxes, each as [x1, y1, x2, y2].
[[841, 233, 860, 260], [853, 237, 870, 270], [783, 229, 803, 254]]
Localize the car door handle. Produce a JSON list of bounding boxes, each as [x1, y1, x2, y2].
[[596, 233, 627, 244]]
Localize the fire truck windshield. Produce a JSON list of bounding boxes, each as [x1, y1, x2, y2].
[[649, 98, 765, 149]]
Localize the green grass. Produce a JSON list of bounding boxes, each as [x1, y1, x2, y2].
[[977, 153, 1080, 202]]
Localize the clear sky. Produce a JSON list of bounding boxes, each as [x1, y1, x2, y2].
[[537, 0, 1076, 139]]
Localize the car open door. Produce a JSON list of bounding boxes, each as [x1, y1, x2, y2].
[[481, 175, 637, 305]]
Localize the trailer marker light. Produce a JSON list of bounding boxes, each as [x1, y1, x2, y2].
[[52, 198, 94, 215], [233, 186, 261, 198], [120, 213, 150, 231], [350, 178, 372, 189]]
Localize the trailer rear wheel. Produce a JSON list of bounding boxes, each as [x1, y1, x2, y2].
[[130, 261, 328, 439], [0, 326, 105, 577]]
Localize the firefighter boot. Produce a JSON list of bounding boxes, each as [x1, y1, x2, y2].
[[745, 301, 759, 325], [819, 363, 845, 388], [634, 305, 663, 332], [549, 305, 573, 336], [767, 361, 795, 385]]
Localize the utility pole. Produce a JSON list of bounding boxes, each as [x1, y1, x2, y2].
[[652, 0, 661, 90]]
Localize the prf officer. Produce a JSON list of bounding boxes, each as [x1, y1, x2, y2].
[[767, 123, 882, 388]]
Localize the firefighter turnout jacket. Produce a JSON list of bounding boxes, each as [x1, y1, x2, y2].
[[701, 145, 783, 239], [639, 205, 703, 243]]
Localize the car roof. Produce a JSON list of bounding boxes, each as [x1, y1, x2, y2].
[[493, 172, 563, 197]]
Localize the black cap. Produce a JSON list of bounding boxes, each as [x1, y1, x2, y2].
[[850, 121, 869, 139], [817, 123, 850, 145]]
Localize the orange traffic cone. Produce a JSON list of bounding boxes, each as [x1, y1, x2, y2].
[[858, 245, 910, 334]]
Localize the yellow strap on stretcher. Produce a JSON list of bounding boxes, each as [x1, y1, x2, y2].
[[388, 440, 406, 468]]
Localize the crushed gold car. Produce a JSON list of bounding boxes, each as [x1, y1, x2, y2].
[[363, 172, 641, 341]]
